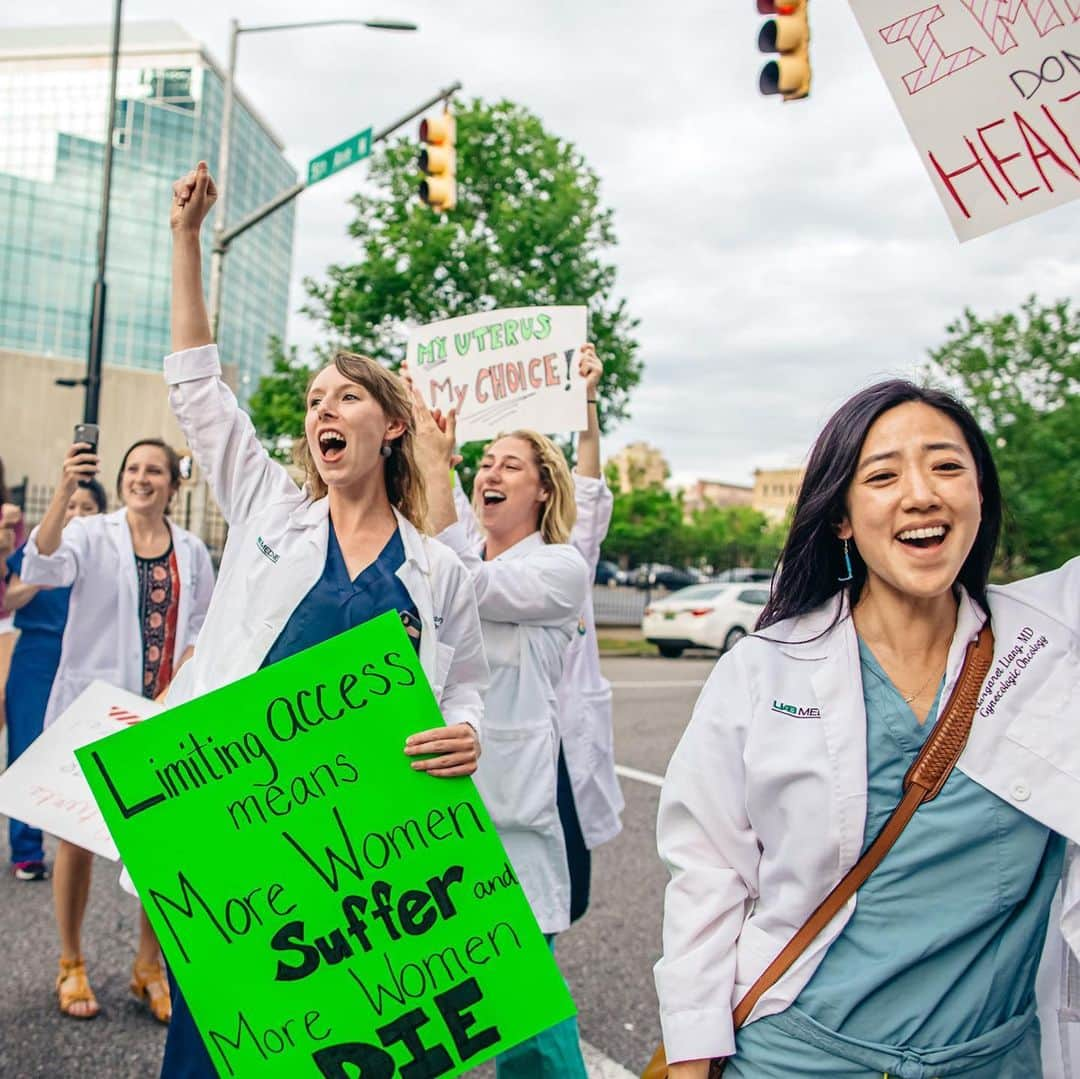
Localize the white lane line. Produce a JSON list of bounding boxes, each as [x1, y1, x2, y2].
[[615, 763, 665, 788], [583, 1039, 639, 1079], [609, 679, 705, 689]]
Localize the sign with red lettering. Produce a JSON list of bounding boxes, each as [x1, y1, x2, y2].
[[407, 306, 588, 444], [850, 0, 1080, 240], [0, 681, 159, 859]]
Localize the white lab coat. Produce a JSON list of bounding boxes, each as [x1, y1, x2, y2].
[[160, 345, 488, 733], [655, 558, 1080, 1071], [452, 474, 624, 849], [437, 517, 590, 933], [21, 508, 214, 726]]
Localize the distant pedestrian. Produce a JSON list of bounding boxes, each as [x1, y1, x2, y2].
[[654, 381, 1079, 1077], [21, 438, 214, 1022], [3, 479, 106, 882], [0, 455, 27, 734]]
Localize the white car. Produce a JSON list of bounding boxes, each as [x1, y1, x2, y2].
[[641, 582, 771, 658]]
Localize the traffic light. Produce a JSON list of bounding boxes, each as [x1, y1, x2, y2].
[[419, 108, 456, 212], [757, 0, 811, 101]]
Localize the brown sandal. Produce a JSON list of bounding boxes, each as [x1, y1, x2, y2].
[[57, 956, 100, 1019], [131, 959, 172, 1024]]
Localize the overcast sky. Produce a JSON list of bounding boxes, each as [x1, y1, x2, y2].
[[11, 2, 1080, 487]]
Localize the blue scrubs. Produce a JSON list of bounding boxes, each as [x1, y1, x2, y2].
[[161, 525, 419, 1079], [4, 545, 72, 865], [727, 640, 1065, 1078]]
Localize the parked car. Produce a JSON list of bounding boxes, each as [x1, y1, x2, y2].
[[642, 583, 771, 658], [631, 563, 698, 591], [595, 560, 625, 587], [711, 567, 774, 582]]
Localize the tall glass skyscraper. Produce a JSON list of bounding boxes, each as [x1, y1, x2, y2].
[[0, 21, 296, 398]]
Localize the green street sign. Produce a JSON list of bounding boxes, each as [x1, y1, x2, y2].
[[307, 127, 374, 186]]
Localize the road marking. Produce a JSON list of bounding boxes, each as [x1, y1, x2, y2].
[[615, 763, 665, 788], [583, 1039, 639, 1079], [609, 679, 705, 689]]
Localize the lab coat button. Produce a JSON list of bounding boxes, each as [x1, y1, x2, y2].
[[1010, 781, 1031, 802]]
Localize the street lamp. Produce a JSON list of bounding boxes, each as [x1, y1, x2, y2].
[[207, 16, 419, 338]]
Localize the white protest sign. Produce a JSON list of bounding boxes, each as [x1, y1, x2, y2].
[[849, 1, 1080, 240], [407, 306, 588, 444], [0, 681, 158, 859]]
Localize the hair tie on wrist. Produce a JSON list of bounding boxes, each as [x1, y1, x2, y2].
[[587, 399, 598, 404]]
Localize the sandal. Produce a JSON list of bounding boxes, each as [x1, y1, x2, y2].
[[56, 956, 100, 1019], [131, 959, 172, 1024]]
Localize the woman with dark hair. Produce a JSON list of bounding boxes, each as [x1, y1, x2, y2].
[[21, 438, 214, 1022], [4, 478, 107, 882], [655, 381, 1079, 1078]]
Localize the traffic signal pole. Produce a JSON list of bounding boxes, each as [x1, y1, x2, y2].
[[207, 81, 461, 327], [82, 0, 123, 424]]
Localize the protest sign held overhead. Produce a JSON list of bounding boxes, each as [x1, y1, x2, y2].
[[407, 306, 588, 444], [0, 682, 159, 860], [77, 612, 575, 1079], [849, 0, 1080, 240]]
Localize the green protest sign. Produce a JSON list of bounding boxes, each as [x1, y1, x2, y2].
[[77, 612, 575, 1078]]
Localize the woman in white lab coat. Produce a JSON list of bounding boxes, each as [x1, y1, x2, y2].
[[656, 380, 1080, 1078], [443, 345, 624, 922], [160, 163, 488, 1077], [22, 438, 214, 1024], [415, 404, 590, 1079]]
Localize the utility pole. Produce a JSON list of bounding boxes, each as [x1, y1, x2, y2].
[[206, 16, 419, 341], [83, 0, 123, 424]]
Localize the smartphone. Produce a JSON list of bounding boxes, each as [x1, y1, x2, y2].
[[73, 423, 100, 488]]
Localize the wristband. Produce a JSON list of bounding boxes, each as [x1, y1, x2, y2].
[[587, 399, 598, 404]]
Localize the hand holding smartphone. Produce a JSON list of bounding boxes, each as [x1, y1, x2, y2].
[[72, 423, 100, 489]]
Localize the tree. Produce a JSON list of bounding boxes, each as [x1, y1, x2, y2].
[[247, 336, 312, 461], [303, 97, 641, 433], [925, 296, 1080, 575], [603, 486, 685, 568]]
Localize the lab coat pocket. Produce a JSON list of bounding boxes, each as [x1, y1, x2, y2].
[[474, 725, 558, 833], [1004, 663, 1080, 776], [733, 920, 778, 1002]]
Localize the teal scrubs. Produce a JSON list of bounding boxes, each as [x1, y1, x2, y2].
[[727, 640, 1065, 1079]]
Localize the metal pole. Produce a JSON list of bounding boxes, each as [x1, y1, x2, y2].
[[207, 17, 238, 341], [84, 0, 123, 425], [218, 81, 462, 250]]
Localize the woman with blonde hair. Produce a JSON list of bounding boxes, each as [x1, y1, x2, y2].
[[160, 162, 488, 1076], [415, 408, 591, 1078]]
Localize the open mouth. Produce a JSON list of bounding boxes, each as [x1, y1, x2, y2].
[[481, 490, 507, 506], [318, 430, 347, 462], [896, 525, 948, 549]]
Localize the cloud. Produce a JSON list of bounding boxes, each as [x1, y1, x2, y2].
[[13, 0, 1080, 488]]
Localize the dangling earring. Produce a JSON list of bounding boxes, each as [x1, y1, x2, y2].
[[838, 538, 854, 583], [379, 442, 392, 459]]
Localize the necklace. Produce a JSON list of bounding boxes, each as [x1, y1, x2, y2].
[[901, 664, 945, 704]]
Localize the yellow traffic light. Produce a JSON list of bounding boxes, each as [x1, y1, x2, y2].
[[419, 109, 457, 212], [757, 0, 811, 102]]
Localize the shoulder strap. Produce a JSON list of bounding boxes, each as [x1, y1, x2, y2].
[[730, 624, 995, 1029]]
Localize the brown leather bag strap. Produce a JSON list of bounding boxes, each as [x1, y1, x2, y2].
[[729, 625, 995, 1030]]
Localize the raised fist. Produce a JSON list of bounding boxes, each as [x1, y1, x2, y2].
[[170, 161, 218, 233]]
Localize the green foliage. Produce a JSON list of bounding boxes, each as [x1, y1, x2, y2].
[[602, 487, 785, 571], [303, 97, 642, 428], [247, 336, 314, 460], [926, 296, 1080, 575]]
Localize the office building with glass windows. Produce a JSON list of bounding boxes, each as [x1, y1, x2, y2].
[[0, 21, 296, 399]]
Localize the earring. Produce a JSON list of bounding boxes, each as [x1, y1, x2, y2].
[[380, 443, 392, 458], [838, 538, 854, 583]]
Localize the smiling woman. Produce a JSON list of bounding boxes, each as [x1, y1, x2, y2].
[[655, 380, 1080, 1079], [157, 160, 490, 1077]]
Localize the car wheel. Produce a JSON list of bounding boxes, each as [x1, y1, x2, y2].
[[657, 643, 685, 659], [723, 627, 746, 653]]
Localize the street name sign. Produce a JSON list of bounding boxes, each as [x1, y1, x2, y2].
[[307, 127, 374, 186]]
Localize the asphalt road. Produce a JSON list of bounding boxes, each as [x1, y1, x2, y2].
[[0, 654, 716, 1078]]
